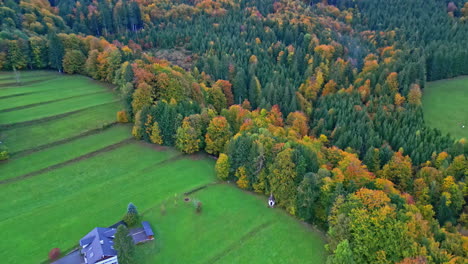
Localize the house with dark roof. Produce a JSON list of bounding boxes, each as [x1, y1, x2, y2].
[[129, 221, 155, 244], [52, 222, 155, 264], [80, 227, 118, 264]]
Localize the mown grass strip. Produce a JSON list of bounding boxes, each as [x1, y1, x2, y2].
[[0, 91, 109, 113], [0, 73, 57, 85], [0, 91, 31, 100], [0, 85, 110, 111], [215, 221, 325, 264], [0, 70, 56, 81], [0, 78, 62, 96], [135, 184, 324, 264], [0, 138, 133, 185], [0, 125, 132, 180], [0, 100, 118, 129], [0, 93, 119, 125], [0, 145, 205, 263], [0, 76, 101, 97], [206, 221, 273, 264], [11, 122, 118, 157], [0, 143, 182, 223], [1, 103, 121, 153], [0, 78, 56, 88]]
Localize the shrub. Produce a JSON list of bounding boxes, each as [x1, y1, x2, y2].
[[117, 110, 129, 123], [193, 200, 202, 213], [0, 150, 8, 161], [123, 203, 139, 226], [48, 248, 60, 261]]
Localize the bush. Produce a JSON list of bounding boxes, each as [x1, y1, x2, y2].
[[123, 203, 139, 226], [48, 248, 60, 261], [117, 110, 129, 123], [123, 212, 139, 226], [193, 200, 202, 213], [0, 150, 9, 161]]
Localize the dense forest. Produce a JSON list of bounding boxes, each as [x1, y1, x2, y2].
[[0, 0, 467, 263]]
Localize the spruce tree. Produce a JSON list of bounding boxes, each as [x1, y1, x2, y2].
[[48, 33, 64, 72], [114, 225, 135, 264], [123, 203, 139, 226]]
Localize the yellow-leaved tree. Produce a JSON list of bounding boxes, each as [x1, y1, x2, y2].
[[235, 166, 249, 189], [175, 119, 200, 154], [215, 153, 230, 180], [149, 121, 163, 145], [205, 116, 232, 155]]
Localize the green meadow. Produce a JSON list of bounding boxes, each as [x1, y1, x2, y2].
[[0, 71, 325, 264], [423, 76, 468, 140]]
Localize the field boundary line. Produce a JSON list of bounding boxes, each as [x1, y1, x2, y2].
[[0, 77, 59, 89], [0, 90, 110, 113], [184, 182, 219, 196], [140, 182, 220, 215], [0, 80, 97, 97], [206, 221, 274, 264], [11, 122, 119, 157], [0, 92, 30, 100], [0, 138, 134, 185], [0, 100, 119, 130]]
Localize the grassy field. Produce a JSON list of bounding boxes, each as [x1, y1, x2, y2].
[[423, 76, 468, 140], [0, 71, 325, 264], [1, 103, 121, 154]]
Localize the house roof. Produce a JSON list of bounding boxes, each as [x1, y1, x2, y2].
[[108, 220, 127, 229], [142, 221, 154, 236], [80, 227, 117, 264]]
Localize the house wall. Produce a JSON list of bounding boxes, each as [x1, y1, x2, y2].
[[96, 256, 118, 264]]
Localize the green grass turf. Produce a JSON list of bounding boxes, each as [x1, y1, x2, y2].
[[0, 125, 131, 181], [0, 92, 118, 125], [423, 76, 468, 140], [0, 77, 62, 97], [1, 103, 120, 153], [0, 73, 107, 98], [0, 144, 188, 263], [0, 70, 56, 80], [0, 85, 110, 111], [0, 72, 56, 85], [136, 184, 325, 264], [0, 71, 325, 264]]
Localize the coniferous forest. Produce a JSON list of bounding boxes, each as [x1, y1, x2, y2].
[[1, 0, 467, 263]]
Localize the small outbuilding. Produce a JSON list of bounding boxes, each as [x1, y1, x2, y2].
[[268, 194, 275, 208], [142, 221, 154, 240], [130, 221, 155, 244]]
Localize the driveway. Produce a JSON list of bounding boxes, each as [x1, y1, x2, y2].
[[51, 249, 83, 264]]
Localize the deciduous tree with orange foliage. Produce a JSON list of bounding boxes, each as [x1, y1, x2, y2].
[[386, 72, 399, 93], [380, 151, 413, 190], [286, 111, 308, 138], [214, 80, 234, 106], [205, 116, 232, 155]]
